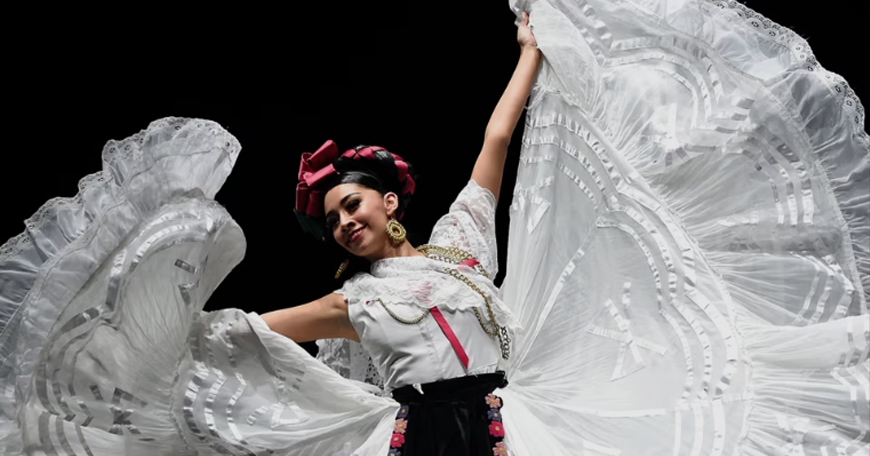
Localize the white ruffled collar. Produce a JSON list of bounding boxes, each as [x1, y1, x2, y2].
[[369, 253, 440, 277]]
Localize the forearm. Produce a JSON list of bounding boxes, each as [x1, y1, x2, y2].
[[471, 45, 542, 201], [485, 47, 542, 141]]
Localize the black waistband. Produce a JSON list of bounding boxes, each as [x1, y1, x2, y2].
[[391, 372, 508, 404]]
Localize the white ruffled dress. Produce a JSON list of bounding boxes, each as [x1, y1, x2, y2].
[[1, 0, 868, 455]]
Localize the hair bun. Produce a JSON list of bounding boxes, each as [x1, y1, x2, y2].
[[295, 140, 417, 241], [336, 145, 417, 204]]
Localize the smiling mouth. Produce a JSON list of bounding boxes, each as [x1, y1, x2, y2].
[[347, 226, 365, 244]]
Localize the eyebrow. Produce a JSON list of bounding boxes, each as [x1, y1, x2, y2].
[[326, 192, 360, 217]]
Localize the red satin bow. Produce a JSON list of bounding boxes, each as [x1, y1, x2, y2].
[[295, 140, 416, 219]]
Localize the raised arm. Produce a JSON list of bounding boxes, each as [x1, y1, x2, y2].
[[261, 293, 360, 343], [472, 12, 541, 203]]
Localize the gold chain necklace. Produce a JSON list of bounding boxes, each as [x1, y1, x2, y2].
[[375, 244, 511, 360]]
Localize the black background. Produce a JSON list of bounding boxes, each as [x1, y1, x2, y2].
[[2, 2, 867, 355]]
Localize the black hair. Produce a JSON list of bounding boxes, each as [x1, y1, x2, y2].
[[315, 146, 415, 214], [312, 145, 417, 243]]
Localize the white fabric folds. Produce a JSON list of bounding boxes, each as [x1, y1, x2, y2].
[[1, 0, 868, 454], [498, 0, 868, 454]]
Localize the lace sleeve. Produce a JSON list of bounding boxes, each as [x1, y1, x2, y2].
[[429, 179, 499, 278], [314, 338, 384, 392]]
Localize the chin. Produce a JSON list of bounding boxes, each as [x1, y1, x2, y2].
[[344, 241, 367, 257], [347, 241, 379, 260]]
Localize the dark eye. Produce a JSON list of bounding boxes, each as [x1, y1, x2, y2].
[[347, 200, 360, 211]]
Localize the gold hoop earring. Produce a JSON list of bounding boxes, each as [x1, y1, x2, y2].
[[335, 259, 350, 279], [386, 218, 407, 246]]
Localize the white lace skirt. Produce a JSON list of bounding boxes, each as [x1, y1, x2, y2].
[[1, 0, 868, 455]]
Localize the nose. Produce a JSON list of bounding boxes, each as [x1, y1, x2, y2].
[[338, 213, 356, 233]]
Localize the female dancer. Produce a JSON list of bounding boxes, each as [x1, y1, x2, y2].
[[258, 12, 539, 454]]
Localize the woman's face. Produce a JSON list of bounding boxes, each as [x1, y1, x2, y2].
[[324, 183, 398, 259]]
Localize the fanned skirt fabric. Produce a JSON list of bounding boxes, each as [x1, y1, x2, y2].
[[498, 0, 869, 455], [1, 0, 868, 455], [0, 119, 400, 455]]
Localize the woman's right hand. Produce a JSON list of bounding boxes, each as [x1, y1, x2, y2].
[[517, 12, 538, 51]]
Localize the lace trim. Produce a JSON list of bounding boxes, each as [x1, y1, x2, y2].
[[315, 338, 384, 389], [428, 180, 500, 279], [706, 0, 866, 142], [0, 117, 240, 263]]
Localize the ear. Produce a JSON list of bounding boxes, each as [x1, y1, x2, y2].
[[383, 192, 400, 218]]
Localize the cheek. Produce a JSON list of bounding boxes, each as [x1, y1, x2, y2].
[[366, 210, 389, 230], [359, 203, 385, 226]]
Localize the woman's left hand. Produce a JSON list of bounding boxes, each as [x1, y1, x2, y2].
[[517, 12, 538, 50]]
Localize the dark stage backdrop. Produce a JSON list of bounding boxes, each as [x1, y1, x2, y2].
[[2, 2, 867, 356]]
